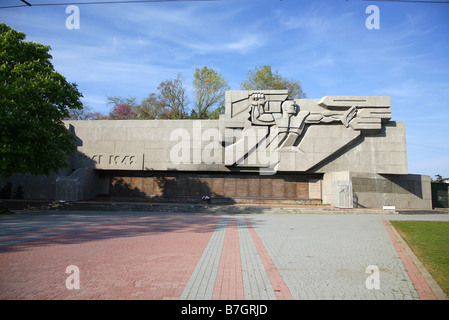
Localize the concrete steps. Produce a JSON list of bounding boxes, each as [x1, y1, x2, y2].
[[2, 199, 446, 215], [1, 199, 392, 214]]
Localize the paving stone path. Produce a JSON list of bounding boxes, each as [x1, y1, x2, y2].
[[0, 210, 447, 300]]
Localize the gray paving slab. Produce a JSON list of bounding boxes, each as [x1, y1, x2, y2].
[[179, 215, 228, 300], [237, 216, 276, 300], [246, 214, 420, 300]]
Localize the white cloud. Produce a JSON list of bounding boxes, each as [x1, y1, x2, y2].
[[224, 34, 266, 53], [278, 14, 331, 34]]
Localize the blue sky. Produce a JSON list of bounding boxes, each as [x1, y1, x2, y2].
[[1, 0, 448, 178]]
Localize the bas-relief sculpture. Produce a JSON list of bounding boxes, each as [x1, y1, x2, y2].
[[221, 91, 391, 172], [64, 90, 401, 175], [66, 90, 399, 174]]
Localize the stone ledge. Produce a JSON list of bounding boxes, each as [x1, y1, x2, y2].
[[1, 199, 397, 214]]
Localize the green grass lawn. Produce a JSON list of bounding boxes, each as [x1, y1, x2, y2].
[[391, 220, 449, 297]]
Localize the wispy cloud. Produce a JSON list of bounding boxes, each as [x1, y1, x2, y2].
[[278, 13, 331, 34], [224, 34, 266, 53]]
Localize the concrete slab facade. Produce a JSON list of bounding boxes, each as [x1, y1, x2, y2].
[[0, 91, 431, 209]]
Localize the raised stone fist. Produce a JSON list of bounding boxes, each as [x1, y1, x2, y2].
[[250, 92, 266, 107]]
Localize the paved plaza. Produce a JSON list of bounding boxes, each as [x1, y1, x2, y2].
[[0, 209, 448, 300]]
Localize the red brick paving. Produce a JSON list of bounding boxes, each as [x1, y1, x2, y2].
[[0, 217, 116, 244], [0, 214, 221, 300], [380, 215, 437, 300], [212, 216, 244, 300]]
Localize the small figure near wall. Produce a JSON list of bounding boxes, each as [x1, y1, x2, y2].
[[201, 195, 211, 204]]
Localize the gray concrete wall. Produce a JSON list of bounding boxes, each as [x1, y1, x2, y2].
[[4, 172, 60, 200], [2, 168, 98, 201], [315, 122, 407, 174], [63, 119, 408, 175], [322, 171, 352, 207], [352, 172, 431, 209], [66, 119, 226, 173], [322, 171, 432, 209]]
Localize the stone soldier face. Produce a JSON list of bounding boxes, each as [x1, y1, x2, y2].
[[282, 101, 298, 116]]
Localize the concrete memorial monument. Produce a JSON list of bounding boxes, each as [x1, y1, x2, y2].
[[1, 90, 431, 209]]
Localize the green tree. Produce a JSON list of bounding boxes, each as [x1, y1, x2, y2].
[[240, 65, 306, 99], [0, 23, 83, 178], [133, 74, 189, 120], [158, 74, 189, 119], [432, 175, 448, 183], [134, 93, 165, 119], [191, 66, 229, 119]]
